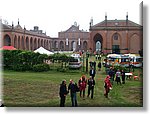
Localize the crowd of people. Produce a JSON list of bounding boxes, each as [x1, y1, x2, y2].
[[59, 73, 97, 107], [59, 60, 127, 107]]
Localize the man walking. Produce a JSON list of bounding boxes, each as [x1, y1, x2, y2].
[[87, 76, 95, 99], [68, 79, 78, 107], [89, 67, 96, 79]]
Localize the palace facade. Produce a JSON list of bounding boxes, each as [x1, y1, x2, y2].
[[89, 15, 143, 54], [1, 20, 52, 51], [1, 15, 143, 54]]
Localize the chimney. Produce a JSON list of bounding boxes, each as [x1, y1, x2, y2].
[[105, 12, 107, 26], [126, 12, 128, 25]]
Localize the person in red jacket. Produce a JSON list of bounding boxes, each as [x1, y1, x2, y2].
[[104, 75, 112, 98], [78, 75, 87, 98]]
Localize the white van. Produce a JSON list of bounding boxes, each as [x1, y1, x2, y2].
[[124, 54, 143, 67], [68, 57, 82, 69]]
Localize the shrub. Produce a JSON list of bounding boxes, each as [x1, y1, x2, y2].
[[32, 64, 50, 72], [13, 64, 32, 71]]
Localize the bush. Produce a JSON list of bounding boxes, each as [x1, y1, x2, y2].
[[32, 64, 50, 72], [13, 64, 32, 71]]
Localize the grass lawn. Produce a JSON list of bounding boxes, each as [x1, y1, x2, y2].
[[3, 56, 143, 107]]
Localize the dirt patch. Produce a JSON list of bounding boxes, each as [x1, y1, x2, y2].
[[123, 87, 143, 106]]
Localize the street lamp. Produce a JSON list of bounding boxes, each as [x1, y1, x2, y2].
[[86, 51, 89, 72]]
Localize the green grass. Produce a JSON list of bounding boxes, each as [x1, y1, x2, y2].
[[2, 56, 143, 107]]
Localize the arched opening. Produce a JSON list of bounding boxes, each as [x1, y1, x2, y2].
[[60, 41, 64, 51], [49, 41, 51, 50], [38, 39, 40, 48], [33, 38, 37, 50], [45, 40, 49, 50], [30, 37, 33, 51], [41, 39, 44, 47], [21, 36, 25, 50], [26, 37, 29, 50], [71, 41, 76, 51], [4, 34, 11, 46], [65, 41, 69, 51], [96, 41, 101, 51], [83, 41, 88, 52], [44, 40, 46, 49], [54, 41, 58, 51], [14, 35, 17, 48], [77, 41, 82, 51], [130, 34, 140, 53], [93, 33, 103, 52]]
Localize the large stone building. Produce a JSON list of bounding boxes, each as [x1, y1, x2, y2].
[[1, 15, 143, 54], [52, 22, 89, 52], [1, 20, 52, 51], [89, 15, 143, 54]]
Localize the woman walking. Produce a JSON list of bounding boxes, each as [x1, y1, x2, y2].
[[104, 75, 112, 98]]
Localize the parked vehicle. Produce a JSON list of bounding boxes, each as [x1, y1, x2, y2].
[[68, 57, 82, 69], [124, 54, 143, 67], [106, 53, 143, 68]]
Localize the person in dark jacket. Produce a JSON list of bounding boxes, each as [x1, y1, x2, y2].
[[121, 69, 126, 84], [59, 80, 68, 107], [89, 67, 96, 79], [98, 62, 101, 71], [87, 76, 95, 99], [68, 79, 78, 107], [108, 67, 115, 85], [93, 61, 96, 70]]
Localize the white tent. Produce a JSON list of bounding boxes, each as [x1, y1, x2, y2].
[[34, 47, 54, 55]]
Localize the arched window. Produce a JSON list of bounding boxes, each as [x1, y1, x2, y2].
[[4, 34, 11, 46], [113, 33, 118, 40]]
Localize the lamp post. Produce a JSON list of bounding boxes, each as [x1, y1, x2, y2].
[[132, 57, 135, 72], [86, 51, 89, 73], [82, 53, 85, 72], [129, 58, 131, 72]]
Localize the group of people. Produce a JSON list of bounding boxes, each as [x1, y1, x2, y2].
[[59, 62, 126, 106], [103, 67, 126, 98], [59, 75, 96, 107], [108, 67, 126, 85]]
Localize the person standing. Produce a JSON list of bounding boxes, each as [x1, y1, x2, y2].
[[93, 61, 96, 70], [78, 75, 87, 98], [98, 61, 102, 71], [104, 75, 112, 98], [108, 67, 115, 85], [89, 67, 96, 79], [59, 80, 68, 107], [87, 76, 95, 99], [68, 79, 78, 107], [121, 69, 126, 84], [116, 69, 121, 85]]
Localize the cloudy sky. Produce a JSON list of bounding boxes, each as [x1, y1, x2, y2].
[[0, 0, 143, 37]]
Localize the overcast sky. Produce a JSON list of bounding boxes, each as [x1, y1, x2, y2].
[[0, 0, 143, 37]]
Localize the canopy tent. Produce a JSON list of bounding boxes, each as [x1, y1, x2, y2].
[[34, 47, 54, 55], [0, 46, 17, 50]]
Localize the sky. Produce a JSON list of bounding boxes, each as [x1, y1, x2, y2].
[[0, 0, 143, 37], [0, 0, 150, 113]]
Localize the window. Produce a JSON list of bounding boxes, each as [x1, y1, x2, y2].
[[113, 33, 118, 40]]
